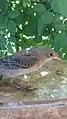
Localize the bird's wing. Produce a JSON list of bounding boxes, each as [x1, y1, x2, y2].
[[0, 55, 38, 69]]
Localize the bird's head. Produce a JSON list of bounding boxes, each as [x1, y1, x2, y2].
[[18, 46, 61, 65], [35, 46, 61, 63]]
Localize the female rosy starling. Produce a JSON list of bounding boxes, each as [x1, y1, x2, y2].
[[0, 46, 61, 78]]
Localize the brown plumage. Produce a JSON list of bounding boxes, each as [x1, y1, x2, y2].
[[0, 46, 61, 78]]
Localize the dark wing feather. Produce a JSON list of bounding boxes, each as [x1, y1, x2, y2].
[[0, 55, 38, 69]]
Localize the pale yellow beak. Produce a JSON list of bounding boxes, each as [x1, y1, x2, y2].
[[53, 56, 61, 60]]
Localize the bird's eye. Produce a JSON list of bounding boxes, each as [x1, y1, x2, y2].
[[49, 53, 53, 56]]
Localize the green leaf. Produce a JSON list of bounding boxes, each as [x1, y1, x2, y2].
[[58, 0, 67, 17], [8, 11, 20, 19], [39, 11, 53, 25], [0, 13, 5, 26], [0, 36, 7, 50], [0, 0, 8, 13], [53, 33, 67, 51], [8, 20, 16, 35], [4, 15, 8, 28], [0, 13, 8, 28], [38, 11, 53, 36], [8, 36, 15, 43], [54, 20, 65, 31], [34, 3, 46, 13], [38, 18, 45, 36], [7, 42, 13, 53], [51, 0, 60, 13]]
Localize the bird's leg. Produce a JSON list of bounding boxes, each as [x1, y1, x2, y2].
[[8, 77, 38, 92], [13, 81, 29, 91], [9, 78, 37, 92], [8, 77, 28, 91], [12, 81, 38, 92]]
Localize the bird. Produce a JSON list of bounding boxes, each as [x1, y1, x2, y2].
[[0, 46, 61, 91], [0, 46, 61, 78]]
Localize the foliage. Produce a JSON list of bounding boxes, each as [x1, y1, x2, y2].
[[0, 0, 67, 59]]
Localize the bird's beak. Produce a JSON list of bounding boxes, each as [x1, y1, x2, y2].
[[53, 56, 61, 60]]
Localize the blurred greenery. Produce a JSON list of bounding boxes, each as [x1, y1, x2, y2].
[[0, 0, 67, 59]]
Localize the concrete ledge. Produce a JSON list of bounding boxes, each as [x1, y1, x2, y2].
[[0, 99, 67, 119]]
